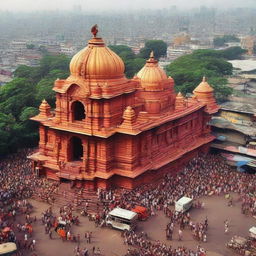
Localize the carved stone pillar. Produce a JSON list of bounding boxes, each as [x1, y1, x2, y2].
[[82, 140, 88, 173]]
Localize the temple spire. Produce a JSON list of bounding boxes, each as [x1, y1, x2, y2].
[[39, 99, 52, 118]]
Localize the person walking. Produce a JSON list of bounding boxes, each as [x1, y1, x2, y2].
[[224, 220, 229, 234], [49, 229, 52, 239], [178, 229, 183, 241]]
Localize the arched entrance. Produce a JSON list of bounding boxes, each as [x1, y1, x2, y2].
[[72, 101, 85, 121], [70, 137, 83, 161]]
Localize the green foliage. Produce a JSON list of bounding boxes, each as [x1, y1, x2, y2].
[[0, 78, 35, 118], [166, 49, 233, 101], [19, 107, 39, 122], [26, 43, 35, 49], [108, 45, 144, 78], [14, 65, 34, 79], [220, 47, 247, 60], [108, 45, 134, 56], [35, 77, 56, 106], [213, 35, 240, 47], [0, 54, 70, 156], [0, 113, 16, 155], [139, 40, 167, 59], [193, 47, 245, 60], [39, 54, 70, 77], [38, 45, 48, 55]]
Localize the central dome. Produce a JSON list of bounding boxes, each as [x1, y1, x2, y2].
[[70, 37, 125, 80]]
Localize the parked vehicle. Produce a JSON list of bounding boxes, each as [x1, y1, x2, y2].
[[0, 242, 17, 256], [131, 206, 149, 221], [106, 207, 138, 231], [175, 196, 193, 212], [249, 227, 256, 239]]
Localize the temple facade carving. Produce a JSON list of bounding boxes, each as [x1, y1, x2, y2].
[[29, 30, 219, 189]]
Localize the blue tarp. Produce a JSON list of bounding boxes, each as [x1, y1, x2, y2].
[[236, 161, 249, 167]]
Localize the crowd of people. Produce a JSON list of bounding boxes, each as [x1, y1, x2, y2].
[[165, 211, 208, 243], [112, 154, 256, 216], [0, 148, 68, 256], [40, 205, 97, 255], [0, 148, 256, 255], [123, 231, 207, 256], [93, 154, 256, 255]]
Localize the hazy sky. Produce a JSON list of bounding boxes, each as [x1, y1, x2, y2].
[[0, 0, 255, 12]]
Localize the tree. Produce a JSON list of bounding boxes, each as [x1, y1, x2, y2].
[[18, 107, 39, 147], [0, 78, 35, 118], [0, 113, 16, 155], [165, 49, 233, 101], [109, 45, 145, 78], [0, 54, 71, 155], [108, 45, 134, 56], [213, 35, 240, 47], [38, 45, 48, 55], [14, 65, 35, 79], [221, 47, 247, 60], [39, 54, 70, 77], [139, 40, 167, 59], [26, 43, 35, 49], [35, 77, 56, 106]]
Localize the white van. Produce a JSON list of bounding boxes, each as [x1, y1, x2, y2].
[[175, 196, 193, 213], [106, 207, 138, 231], [0, 242, 17, 256]]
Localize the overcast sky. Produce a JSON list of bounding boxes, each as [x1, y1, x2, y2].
[[0, 0, 255, 12]]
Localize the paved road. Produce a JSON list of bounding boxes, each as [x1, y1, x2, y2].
[[23, 193, 255, 256]]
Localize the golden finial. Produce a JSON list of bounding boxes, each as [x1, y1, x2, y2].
[[202, 76, 206, 82], [150, 51, 154, 58], [91, 24, 98, 37]]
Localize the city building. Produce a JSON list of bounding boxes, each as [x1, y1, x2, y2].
[[211, 101, 256, 171], [241, 36, 256, 56], [29, 29, 219, 190]]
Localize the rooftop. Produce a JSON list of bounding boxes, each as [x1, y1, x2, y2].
[[220, 101, 256, 115], [210, 116, 256, 136], [108, 208, 137, 220]]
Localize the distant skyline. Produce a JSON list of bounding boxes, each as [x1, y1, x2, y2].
[[0, 0, 255, 12]]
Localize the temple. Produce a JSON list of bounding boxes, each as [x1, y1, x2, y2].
[[29, 28, 219, 189]]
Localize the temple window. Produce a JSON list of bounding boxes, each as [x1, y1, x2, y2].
[[72, 101, 85, 121], [71, 136, 83, 161]]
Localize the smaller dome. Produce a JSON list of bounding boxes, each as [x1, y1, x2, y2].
[[193, 77, 214, 93], [137, 52, 168, 91], [193, 77, 219, 114]]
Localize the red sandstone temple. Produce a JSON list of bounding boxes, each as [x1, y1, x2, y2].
[[29, 28, 219, 189]]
